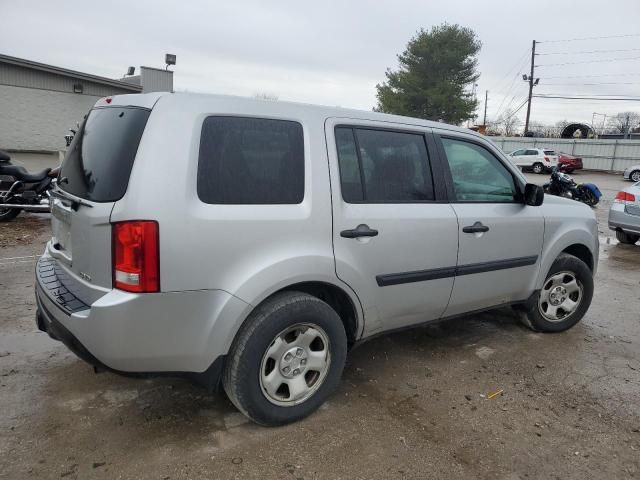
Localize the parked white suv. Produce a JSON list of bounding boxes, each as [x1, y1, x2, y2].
[[508, 148, 559, 174], [36, 93, 598, 425]]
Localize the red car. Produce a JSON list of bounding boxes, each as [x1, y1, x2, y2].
[[558, 153, 583, 173]]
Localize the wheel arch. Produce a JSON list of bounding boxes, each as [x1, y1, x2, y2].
[[223, 275, 365, 355], [536, 217, 598, 290]]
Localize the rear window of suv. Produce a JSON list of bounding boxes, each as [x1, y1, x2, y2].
[[544, 150, 556, 155], [59, 107, 150, 202], [197, 116, 304, 204]]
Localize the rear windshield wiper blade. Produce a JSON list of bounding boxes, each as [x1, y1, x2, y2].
[[50, 187, 94, 209]]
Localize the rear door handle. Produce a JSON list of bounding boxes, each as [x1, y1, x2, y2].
[[462, 222, 489, 234], [340, 224, 379, 238]]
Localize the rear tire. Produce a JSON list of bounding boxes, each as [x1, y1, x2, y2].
[[630, 170, 640, 183], [616, 230, 639, 245], [223, 291, 347, 426], [533, 162, 544, 174], [521, 253, 593, 332]]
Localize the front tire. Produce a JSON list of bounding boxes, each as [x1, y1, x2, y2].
[[0, 207, 21, 222], [630, 170, 640, 182], [521, 253, 593, 332], [532, 162, 544, 174], [223, 291, 347, 426], [616, 230, 639, 245]]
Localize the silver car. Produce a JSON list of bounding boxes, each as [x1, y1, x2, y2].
[[35, 93, 598, 425], [609, 182, 640, 244], [623, 165, 640, 183]]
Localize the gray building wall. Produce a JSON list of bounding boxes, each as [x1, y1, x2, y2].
[[139, 66, 173, 93], [0, 56, 143, 169], [0, 84, 98, 152]]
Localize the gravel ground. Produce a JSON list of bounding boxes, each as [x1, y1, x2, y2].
[[0, 171, 638, 480]]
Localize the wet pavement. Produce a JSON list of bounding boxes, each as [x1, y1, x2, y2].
[[0, 171, 639, 479]]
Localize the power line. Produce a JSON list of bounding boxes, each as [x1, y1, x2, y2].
[[537, 56, 640, 67], [543, 73, 640, 79], [534, 95, 640, 101], [538, 33, 640, 43], [536, 47, 640, 56], [504, 99, 529, 118], [541, 82, 639, 86]]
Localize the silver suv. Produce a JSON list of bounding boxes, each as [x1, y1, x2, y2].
[[36, 93, 598, 425]]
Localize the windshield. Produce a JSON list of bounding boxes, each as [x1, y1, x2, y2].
[[59, 107, 150, 202]]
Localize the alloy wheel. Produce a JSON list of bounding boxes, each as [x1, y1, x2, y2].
[[538, 271, 583, 322], [259, 323, 331, 406]]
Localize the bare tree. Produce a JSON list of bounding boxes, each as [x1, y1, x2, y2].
[[495, 109, 522, 137], [606, 112, 640, 135]]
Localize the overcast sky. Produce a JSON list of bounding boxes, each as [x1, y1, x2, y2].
[[1, 0, 639, 127]]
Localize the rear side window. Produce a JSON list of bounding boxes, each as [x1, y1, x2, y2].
[[335, 127, 434, 203], [60, 107, 150, 202], [198, 117, 304, 204], [525, 149, 538, 155]]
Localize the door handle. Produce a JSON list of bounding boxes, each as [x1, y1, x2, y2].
[[462, 222, 489, 234], [340, 224, 379, 238]]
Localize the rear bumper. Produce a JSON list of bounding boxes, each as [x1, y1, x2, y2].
[[35, 253, 250, 381], [608, 204, 640, 235]]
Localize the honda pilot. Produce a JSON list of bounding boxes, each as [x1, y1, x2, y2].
[[36, 92, 598, 425]]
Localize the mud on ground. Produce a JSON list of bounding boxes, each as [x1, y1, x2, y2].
[[0, 172, 639, 479]]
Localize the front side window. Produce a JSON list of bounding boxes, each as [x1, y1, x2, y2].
[[511, 149, 525, 156], [441, 138, 518, 203], [335, 127, 434, 203], [197, 117, 304, 204]]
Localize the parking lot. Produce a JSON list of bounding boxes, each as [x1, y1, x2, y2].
[[0, 171, 638, 480]]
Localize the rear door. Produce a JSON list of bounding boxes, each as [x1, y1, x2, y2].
[[434, 133, 544, 316], [51, 105, 150, 300], [326, 119, 459, 334]]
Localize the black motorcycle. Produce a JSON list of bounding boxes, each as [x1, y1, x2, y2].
[[543, 165, 601, 206], [0, 150, 59, 221]]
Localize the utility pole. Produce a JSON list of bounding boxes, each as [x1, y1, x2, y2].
[[524, 40, 537, 135], [483, 90, 488, 125]]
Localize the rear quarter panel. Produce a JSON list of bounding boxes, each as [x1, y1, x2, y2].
[[110, 94, 364, 349]]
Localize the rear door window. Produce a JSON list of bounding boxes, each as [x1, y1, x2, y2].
[[60, 107, 150, 202], [335, 127, 434, 203], [197, 117, 304, 204]]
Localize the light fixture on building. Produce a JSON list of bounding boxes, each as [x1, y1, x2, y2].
[[73, 83, 83, 94], [125, 66, 135, 76], [165, 53, 176, 70]]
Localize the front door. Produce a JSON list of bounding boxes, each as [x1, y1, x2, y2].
[[435, 133, 544, 317], [326, 119, 459, 335]]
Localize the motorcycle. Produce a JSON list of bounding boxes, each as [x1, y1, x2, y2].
[[0, 150, 59, 222], [543, 165, 601, 206]]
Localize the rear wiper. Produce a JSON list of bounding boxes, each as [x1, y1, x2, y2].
[[50, 187, 94, 210]]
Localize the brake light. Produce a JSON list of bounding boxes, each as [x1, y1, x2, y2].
[[614, 191, 636, 204], [544, 156, 550, 162], [112, 221, 159, 293]]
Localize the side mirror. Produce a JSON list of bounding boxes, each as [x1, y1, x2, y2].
[[524, 183, 544, 206]]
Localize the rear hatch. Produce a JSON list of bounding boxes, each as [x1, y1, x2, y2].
[[543, 150, 558, 164], [49, 104, 150, 301]]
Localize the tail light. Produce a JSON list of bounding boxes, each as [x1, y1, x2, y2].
[[614, 191, 636, 204], [544, 156, 550, 162], [112, 221, 159, 293]]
